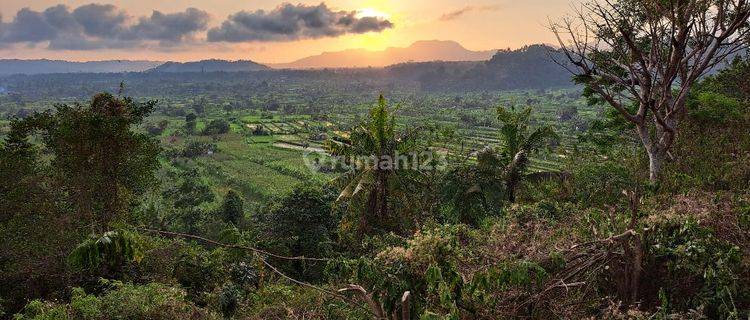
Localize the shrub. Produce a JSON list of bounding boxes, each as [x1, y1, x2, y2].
[[68, 230, 144, 280], [644, 218, 747, 318], [173, 248, 225, 305], [182, 141, 217, 158], [265, 185, 337, 281], [570, 157, 636, 207], [14, 283, 218, 320]]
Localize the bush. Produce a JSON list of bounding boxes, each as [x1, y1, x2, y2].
[[182, 141, 217, 158], [644, 218, 747, 318], [570, 157, 637, 207], [14, 282, 218, 320], [239, 284, 368, 319], [173, 248, 225, 306], [220, 190, 244, 225]]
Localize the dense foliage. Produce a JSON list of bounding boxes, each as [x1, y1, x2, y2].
[[1, 18, 749, 320]]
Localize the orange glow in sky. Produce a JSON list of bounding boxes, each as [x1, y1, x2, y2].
[[0, 0, 577, 63]]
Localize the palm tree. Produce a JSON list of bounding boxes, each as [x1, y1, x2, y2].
[[325, 95, 420, 234], [496, 106, 558, 202]]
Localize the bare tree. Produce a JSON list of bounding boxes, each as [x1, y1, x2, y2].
[[552, 0, 750, 182]]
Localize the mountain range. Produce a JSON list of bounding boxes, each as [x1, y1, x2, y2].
[[269, 40, 497, 69], [0, 59, 162, 76], [0, 40, 494, 75]]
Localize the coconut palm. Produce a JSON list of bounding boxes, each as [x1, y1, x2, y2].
[[496, 106, 558, 202], [325, 95, 421, 234]]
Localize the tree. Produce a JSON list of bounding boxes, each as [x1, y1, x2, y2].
[[16, 93, 160, 231], [441, 149, 506, 225], [220, 190, 244, 225], [496, 106, 557, 202], [185, 113, 197, 134], [552, 0, 750, 182], [0, 122, 42, 221], [266, 185, 336, 280], [325, 95, 423, 234], [203, 119, 230, 135], [164, 169, 215, 233]]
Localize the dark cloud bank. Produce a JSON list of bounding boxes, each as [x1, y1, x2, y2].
[[0, 2, 394, 50], [207, 3, 393, 42], [0, 4, 209, 50]]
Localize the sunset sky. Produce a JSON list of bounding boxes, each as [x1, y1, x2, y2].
[[0, 0, 576, 63]]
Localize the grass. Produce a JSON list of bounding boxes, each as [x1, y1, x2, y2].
[[164, 132, 332, 204]]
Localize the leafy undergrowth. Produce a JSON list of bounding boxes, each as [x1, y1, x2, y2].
[[10, 189, 748, 319], [13, 281, 218, 320]]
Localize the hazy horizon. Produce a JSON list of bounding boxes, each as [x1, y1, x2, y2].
[[0, 39, 512, 64], [0, 0, 578, 64]]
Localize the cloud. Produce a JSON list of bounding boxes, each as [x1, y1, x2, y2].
[[439, 5, 500, 21], [0, 4, 209, 50], [2, 8, 58, 43], [207, 3, 393, 42], [72, 4, 128, 38], [128, 8, 210, 42]]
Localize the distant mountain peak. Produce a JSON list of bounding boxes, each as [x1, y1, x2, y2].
[[148, 59, 269, 73], [409, 39, 466, 48], [269, 40, 496, 69]]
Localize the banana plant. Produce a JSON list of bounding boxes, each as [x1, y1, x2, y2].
[[68, 230, 143, 272]]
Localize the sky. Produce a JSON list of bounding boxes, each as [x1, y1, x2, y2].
[[0, 0, 575, 63]]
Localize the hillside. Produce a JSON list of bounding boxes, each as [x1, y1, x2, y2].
[[270, 40, 496, 69], [149, 59, 269, 73], [386, 44, 573, 91], [0, 59, 162, 76]]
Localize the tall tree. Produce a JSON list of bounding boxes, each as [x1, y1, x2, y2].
[[185, 113, 197, 135], [496, 106, 557, 202], [164, 169, 215, 233], [266, 185, 336, 280], [325, 95, 422, 234], [220, 190, 244, 225], [552, 0, 750, 182], [0, 122, 42, 220], [17, 93, 160, 231]]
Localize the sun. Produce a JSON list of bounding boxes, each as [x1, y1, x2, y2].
[[344, 8, 395, 51], [356, 8, 391, 20]]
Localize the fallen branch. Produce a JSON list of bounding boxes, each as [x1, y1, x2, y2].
[[338, 284, 386, 319]]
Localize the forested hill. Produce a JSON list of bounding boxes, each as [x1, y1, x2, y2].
[[385, 44, 572, 91], [148, 59, 270, 73], [483, 44, 571, 89]]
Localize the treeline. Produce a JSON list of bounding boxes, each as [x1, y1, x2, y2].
[[0, 45, 573, 102]]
